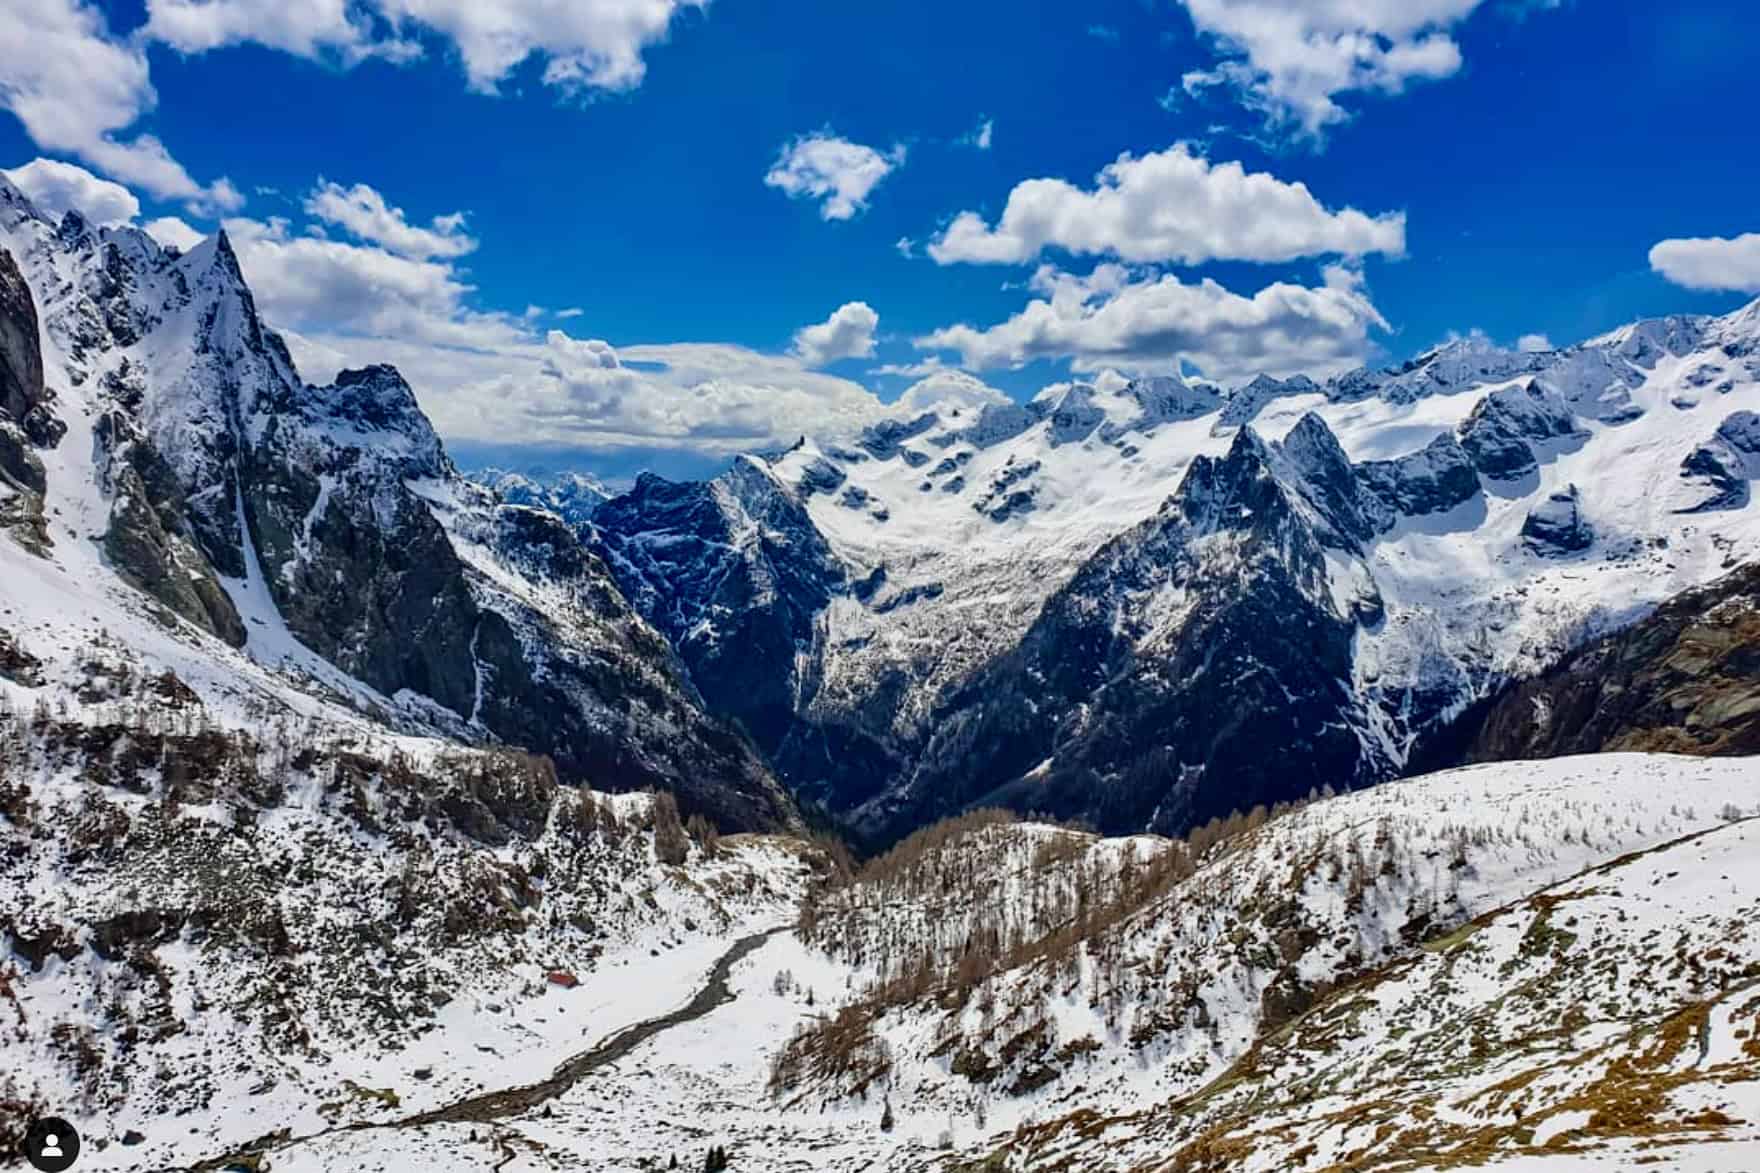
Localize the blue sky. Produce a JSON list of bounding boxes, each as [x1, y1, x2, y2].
[[3, 0, 1758, 480]]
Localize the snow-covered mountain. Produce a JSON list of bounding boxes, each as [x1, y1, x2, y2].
[[468, 467, 613, 527], [6, 159, 1760, 1173], [588, 302, 1760, 840], [0, 172, 795, 833]]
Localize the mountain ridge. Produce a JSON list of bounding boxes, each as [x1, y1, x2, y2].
[[0, 173, 797, 833]]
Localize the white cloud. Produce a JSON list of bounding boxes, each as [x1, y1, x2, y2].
[[0, 0, 241, 210], [223, 215, 526, 351], [871, 357, 950, 379], [423, 333, 889, 454], [959, 118, 995, 150], [764, 132, 905, 221], [144, 0, 407, 60], [144, 0, 699, 94], [377, 0, 706, 94], [895, 237, 916, 258], [556, 307, 585, 319], [791, 301, 880, 367], [1, 157, 139, 226], [1516, 332, 1553, 353], [894, 369, 1010, 416], [303, 179, 476, 260], [1175, 0, 1496, 141], [2, 0, 704, 216], [143, 215, 206, 251], [927, 143, 1404, 266], [916, 261, 1388, 383], [1649, 233, 1760, 294]]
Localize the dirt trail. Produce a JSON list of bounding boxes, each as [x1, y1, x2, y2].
[[187, 924, 790, 1170]]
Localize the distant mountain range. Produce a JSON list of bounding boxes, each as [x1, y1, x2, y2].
[[3, 162, 1759, 850], [580, 300, 1760, 842]]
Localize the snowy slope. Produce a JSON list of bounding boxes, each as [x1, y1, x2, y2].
[[232, 753, 1760, 1172], [0, 707, 819, 1170]]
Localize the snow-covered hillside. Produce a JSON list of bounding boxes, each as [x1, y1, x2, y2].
[[0, 701, 819, 1170], [211, 753, 1760, 1172], [590, 302, 1760, 839]]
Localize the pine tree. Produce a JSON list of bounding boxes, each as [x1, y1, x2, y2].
[[880, 1097, 895, 1132]]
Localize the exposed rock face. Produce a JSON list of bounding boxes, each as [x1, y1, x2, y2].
[[450, 500, 798, 832], [591, 458, 849, 764], [1460, 562, 1760, 760], [894, 425, 1382, 838], [0, 245, 44, 424], [1679, 410, 1760, 512], [242, 363, 478, 708], [1357, 434, 1481, 520], [1214, 373, 1318, 434], [1520, 485, 1593, 554], [0, 244, 53, 553], [1456, 381, 1583, 481], [1328, 337, 1551, 405]]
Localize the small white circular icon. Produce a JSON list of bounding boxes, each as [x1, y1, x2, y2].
[[23, 1117, 80, 1171]]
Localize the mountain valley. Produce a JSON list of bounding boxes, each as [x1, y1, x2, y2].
[[0, 169, 1758, 1171]]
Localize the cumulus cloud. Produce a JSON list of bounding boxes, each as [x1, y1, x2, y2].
[[927, 143, 1404, 266], [143, 215, 206, 251], [224, 209, 892, 455], [144, 0, 700, 94], [223, 215, 526, 351], [916, 262, 1388, 383], [764, 132, 905, 221], [304, 179, 476, 260], [894, 369, 1010, 416], [791, 301, 880, 366], [1649, 233, 1760, 294], [425, 333, 889, 454], [3, 0, 707, 214], [144, 0, 408, 61], [378, 0, 706, 93], [1516, 332, 1553, 353], [1175, 0, 1520, 141], [2, 157, 139, 225], [0, 0, 241, 210]]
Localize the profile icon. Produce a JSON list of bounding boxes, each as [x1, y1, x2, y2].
[[22, 1116, 80, 1171]]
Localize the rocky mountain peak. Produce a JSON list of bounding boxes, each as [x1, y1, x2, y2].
[[0, 171, 41, 230]]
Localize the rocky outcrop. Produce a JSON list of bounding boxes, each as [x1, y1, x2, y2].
[[1456, 382, 1583, 481], [1521, 485, 1593, 554], [96, 410, 245, 645], [1357, 434, 1481, 520], [1460, 562, 1760, 760], [0, 245, 43, 425], [458, 502, 799, 832], [0, 244, 54, 553], [1214, 373, 1317, 434], [1679, 410, 1760, 513]]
